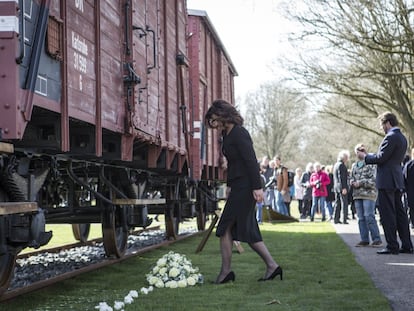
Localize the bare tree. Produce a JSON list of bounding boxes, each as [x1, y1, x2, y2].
[[283, 0, 414, 145], [243, 81, 307, 167]]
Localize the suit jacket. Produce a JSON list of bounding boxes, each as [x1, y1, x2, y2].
[[222, 125, 262, 189], [404, 159, 414, 205], [365, 127, 407, 190], [333, 160, 348, 193]]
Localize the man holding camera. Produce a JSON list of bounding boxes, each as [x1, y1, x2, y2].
[[357, 112, 413, 255]]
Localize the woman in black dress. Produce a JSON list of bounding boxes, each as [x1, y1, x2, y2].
[[205, 99, 282, 284]]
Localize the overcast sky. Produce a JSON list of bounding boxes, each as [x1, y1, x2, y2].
[[187, 0, 295, 99]]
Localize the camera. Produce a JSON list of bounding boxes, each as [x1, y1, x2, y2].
[[265, 176, 276, 188], [315, 180, 321, 189]]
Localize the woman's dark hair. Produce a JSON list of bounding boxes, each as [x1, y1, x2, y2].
[[378, 111, 398, 127], [204, 99, 243, 128]]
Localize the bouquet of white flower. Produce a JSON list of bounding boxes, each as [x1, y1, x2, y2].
[[146, 251, 203, 288]]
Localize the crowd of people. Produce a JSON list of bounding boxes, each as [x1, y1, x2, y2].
[[256, 112, 414, 254], [204, 100, 413, 285]]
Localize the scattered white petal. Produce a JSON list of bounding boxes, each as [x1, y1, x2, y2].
[[128, 290, 138, 298], [124, 295, 134, 304], [114, 301, 125, 310], [95, 302, 113, 311]]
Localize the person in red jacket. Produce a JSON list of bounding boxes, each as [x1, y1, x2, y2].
[[310, 162, 331, 221]]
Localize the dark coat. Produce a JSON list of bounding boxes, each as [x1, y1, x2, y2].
[[404, 159, 414, 206], [300, 171, 312, 200], [333, 160, 348, 193], [365, 128, 407, 190], [222, 125, 262, 190], [326, 173, 335, 202]]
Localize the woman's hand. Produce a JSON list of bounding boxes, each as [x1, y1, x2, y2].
[[226, 187, 231, 198], [253, 189, 264, 202]]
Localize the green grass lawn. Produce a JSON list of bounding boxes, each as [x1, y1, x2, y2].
[[2, 219, 391, 311]]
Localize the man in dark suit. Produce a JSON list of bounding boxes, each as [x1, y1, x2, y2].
[[358, 112, 413, 255], [403, 149, 414, 229], [333, 150, 350, 224]]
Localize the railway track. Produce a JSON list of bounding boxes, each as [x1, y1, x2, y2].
[[0, 227, 203, 303]]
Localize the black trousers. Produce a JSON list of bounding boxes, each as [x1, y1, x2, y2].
[[302, 199, 311, 217], [377, 189, 413, 251], [334, 192, 348, 223]]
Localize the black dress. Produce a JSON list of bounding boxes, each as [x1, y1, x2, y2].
[[215, 125, 263, 243]]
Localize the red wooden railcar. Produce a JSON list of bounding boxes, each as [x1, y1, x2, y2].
[[187, 9, 237, 183], [0, 0, 236, 295]]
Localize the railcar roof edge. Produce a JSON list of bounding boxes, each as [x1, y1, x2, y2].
[[187, 9, 238, 76]]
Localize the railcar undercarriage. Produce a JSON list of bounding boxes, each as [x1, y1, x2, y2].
[[0, 148, 220, 295]]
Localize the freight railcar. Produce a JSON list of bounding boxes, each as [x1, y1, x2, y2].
[[0, 0, 236, 295]]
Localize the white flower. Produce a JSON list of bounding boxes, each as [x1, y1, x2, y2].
[[169, 280, 178, 288], [177, 279, 187, 288], [170, 261, 179, 268], [140, 287, 149, 295], [147, 252, 203, 289], [187, 276, 196, 286], [148, 286, 154, 292], [157, 258, 167, 267], [124, 295, 134, 304], [148, 276, 159, 285], [159, 267, 167, 275], [95, 302, 113, 311], [128, 290, 138, 298], [113, 301, 125, 310], [169, 267, 180, 278]]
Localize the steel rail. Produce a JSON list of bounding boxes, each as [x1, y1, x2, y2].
[[0, 229, 202, 303]]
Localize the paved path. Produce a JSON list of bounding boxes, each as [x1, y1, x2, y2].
[[333, 219, 414, 311]]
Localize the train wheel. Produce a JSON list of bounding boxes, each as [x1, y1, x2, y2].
[[72, 224, 91, 243], [102, 204, 128, 258], [0, 246, 16, 295], [165, 205, 180, 240]]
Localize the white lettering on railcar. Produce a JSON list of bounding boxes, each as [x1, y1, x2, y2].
[[75, 0, 84, 13], [71, 30, 88, 90], [73, 51, 87, 73], [71, 31, 88, 55], [79, 74, 83, 91]]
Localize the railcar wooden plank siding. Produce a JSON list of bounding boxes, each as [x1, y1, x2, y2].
[[187, 9, 237, 181]]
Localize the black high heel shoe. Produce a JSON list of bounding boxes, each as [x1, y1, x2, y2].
[[258, 266, 283, 281], [215, 271, 235, 284]]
